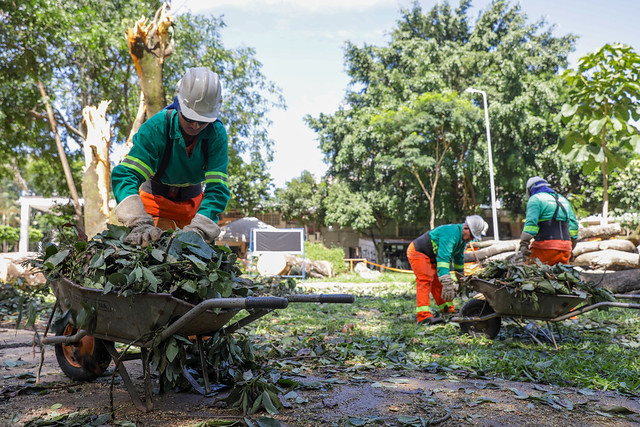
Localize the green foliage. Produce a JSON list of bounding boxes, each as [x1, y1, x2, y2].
[[478, 259, 615, 304], [373, 91, 482, 227], [0, 282, 51, 329], [275, 171, 325, 227], [307, 0, 576, 240], [222, 371, 282, 415], [0, 2, 283, 210], [558, 43, 640, 218], [34, 224, 246, 303], [252, 280, 640, 394], [0, 225, 19, 244], [305, 242, 347, 275], [609, 159, 640, 220]]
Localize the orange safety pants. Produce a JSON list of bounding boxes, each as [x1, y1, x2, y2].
[[530, 240, 572, 266], [139, 190, 203, 231], [407, 242, 454, 323]]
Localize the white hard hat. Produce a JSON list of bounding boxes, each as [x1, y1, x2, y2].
[[465, 215, 489, 240], [526, 176, 548, 196], [176, 67, 222, 122]]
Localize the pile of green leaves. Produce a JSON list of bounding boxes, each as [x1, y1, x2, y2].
[[31, 224, 290, 415], [34, 224, 249, 304], [476, 259, 615, 304]]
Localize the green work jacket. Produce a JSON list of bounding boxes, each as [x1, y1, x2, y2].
[[111, 109, 230, 222], [523, 192, 578, 240]]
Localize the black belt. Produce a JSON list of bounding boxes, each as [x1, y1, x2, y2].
[[141, 180, 202, 202], [535, 219, 570, 241]]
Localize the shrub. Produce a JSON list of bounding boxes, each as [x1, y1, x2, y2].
[[305, 242, 347, 274]]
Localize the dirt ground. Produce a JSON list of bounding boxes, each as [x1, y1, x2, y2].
[[2, 327, 640, 427]]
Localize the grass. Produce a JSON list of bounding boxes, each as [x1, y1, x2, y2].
[[248, 276, 640, 395], [4, 271, 640, 396], [301, 270, 412, 283]]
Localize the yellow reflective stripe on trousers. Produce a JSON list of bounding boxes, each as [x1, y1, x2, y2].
[[438, 302, 453, 310], [416, 305, 432, 314]]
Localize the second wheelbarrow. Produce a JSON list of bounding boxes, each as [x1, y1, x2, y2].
[[452, 277, 640, 340]]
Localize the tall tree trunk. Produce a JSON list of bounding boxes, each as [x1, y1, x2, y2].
[[125, 92, 147, 152], [601, 148, 609, 226], [37, 80, 84, 231], [126, 3, 174, 119], [600, 109, 609, 226], [82, 101, 112, 238]]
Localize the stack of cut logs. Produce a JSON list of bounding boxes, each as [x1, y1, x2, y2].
[[465, 220, 640, 294]]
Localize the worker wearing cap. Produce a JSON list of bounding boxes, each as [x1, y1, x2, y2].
[[518, 177, 579, 265], [111, 67, 230, 245], [407, 215, 489, 324]]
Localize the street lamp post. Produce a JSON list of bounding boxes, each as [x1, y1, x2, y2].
[[465, 87, 499, 241]]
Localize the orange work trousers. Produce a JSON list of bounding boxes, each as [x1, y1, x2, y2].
[[530, 240, 572, 266], [407, 242, 453, 323], [139, 190, 203, 230]]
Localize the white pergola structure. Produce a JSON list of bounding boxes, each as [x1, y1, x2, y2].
[[18, 197, 80, 253]]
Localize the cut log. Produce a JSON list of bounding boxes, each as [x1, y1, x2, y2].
[[0, 252, 46, 286], [572, 239, 637, 257], [465, 240, 519, 263], [467, 240, 501, 250], [282, 255, 334, 278], [580, 269, 640, 294], [578, 223, 622, 241], [572, 249, 639, 270]]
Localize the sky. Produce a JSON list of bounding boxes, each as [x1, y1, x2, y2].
[[174, 0, 640, 189]]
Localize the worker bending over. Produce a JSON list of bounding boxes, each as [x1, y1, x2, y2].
[[111, 67, 230, 245], [407, 215, 488, 325]]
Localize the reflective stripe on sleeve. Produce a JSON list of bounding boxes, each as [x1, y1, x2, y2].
[[205, 171, 228, 187], [121, 156, 153, 181]]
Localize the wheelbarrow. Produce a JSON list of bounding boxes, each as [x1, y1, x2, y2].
[[451, 278, 640, 342], [41, 277, 355, 411]]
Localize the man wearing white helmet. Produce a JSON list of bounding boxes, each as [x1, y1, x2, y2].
[[111, 67, 230, 245], [518, 177, 578, 265], [406, 215, 488, 324]]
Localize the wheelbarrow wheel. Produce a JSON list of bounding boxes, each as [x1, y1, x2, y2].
[[54, 322, 111, 382], [459, 299, 501, 339]]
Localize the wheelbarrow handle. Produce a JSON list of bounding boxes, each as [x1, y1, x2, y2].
[[287, 294, 355, 304], [245, 296, 289, 309]]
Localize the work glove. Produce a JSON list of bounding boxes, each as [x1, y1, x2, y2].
[[439, 274, 458, 301], [114, 195, 163, 246], [518, 231, 534, 259], [571, 238, 578, 251], [183, 213, 220, 243]]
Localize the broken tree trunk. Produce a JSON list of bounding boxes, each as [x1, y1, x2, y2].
[[580, 269, 640, 294], [82, 101, 111, 238], [125, 2, 174, 152]]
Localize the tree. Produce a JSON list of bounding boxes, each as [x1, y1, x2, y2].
[[558, 43, 640, 224], [275, 171, 325, 234], [373, 91, 481, 228], [322, 180, 391, 261], [0, 1, 283, 222], [307, 0, 575, 246]]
